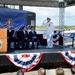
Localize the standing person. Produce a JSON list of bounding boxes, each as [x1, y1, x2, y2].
[[38, 67, 46, 75], [71, 66, 75, 75], [42, 17, 54, 48]]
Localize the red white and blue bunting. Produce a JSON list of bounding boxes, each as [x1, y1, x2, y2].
[[6, 53, 42, 71], [53, 31, 60, 43], [59, 51, 75, 66]]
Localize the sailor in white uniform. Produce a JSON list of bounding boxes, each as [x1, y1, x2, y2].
[[42, 17, 54, 48]]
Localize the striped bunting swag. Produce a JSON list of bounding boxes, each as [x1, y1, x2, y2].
[[60, 51, 75, 66], [53, 31, 60, 43], [6, 53, 42, 71]]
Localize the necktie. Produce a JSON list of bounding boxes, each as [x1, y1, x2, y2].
[[14, 32, 17, 38], [24, 31, 26, 35]]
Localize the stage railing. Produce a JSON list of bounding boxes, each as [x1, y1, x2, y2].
[[64, 33, 75, 47]]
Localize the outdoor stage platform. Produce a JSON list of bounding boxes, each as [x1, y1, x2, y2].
[[0, 46, 75, 72], [0, 45, 74, 73]]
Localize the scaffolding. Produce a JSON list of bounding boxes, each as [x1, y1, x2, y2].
[[59, 1, 65, 30]]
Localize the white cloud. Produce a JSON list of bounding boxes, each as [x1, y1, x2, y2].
[[23, 6, 59, 26], [23, 6, 75, 26], [23, 6, 59, 16], [65, 17, 75, 25], [65, 6, 75, 25], [65, 6, 75, 16]]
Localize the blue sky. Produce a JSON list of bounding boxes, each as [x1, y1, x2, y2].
[[23, 6, 75, 26]]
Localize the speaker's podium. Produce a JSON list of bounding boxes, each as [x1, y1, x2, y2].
[[0, 28, 7, 52]]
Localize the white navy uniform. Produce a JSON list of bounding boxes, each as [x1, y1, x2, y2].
[[43, 20, 54, 48], [27, 29, 31, 34]]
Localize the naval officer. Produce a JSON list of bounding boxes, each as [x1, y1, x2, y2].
[[42, 17, 54, 48]]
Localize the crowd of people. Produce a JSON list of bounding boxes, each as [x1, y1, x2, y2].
[[17, 66, 75, 75], [7, 25, 39, 49], [4, 17, 55, 50]]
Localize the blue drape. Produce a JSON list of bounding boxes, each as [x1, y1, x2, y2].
[[0, 8, 27, 30]]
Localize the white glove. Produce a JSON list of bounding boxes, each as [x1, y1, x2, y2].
[[49, 35, 51, 38], [49, 32, 53, 38], [47, 38, 50, 42]]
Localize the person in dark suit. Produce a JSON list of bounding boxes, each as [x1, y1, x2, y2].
[[29, 26, 39, 49], [27, 25, 31, 34], [12, 27, 19, 49], [17, 27, 23, 48], [7, 27, 14, 49], [19, 26, 29, 49]]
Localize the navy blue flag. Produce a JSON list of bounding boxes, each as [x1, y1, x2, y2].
[[0, 8, 27, 30]]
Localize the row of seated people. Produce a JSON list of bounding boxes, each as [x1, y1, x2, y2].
[[7, 26, 39, 49]]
